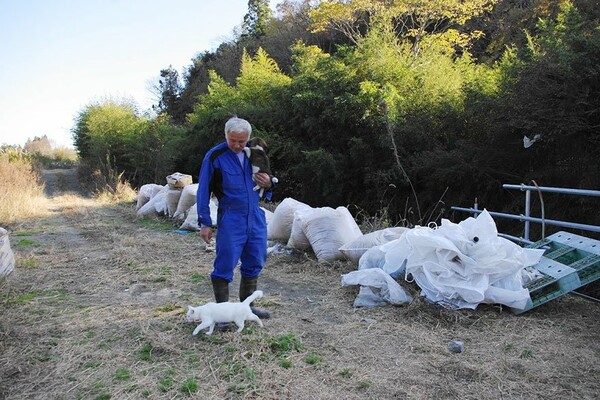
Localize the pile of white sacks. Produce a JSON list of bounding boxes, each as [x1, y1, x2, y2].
[[135, 180, 545, 311]]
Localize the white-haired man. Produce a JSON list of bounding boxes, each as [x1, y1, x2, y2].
[[197, 117, 274, 323]]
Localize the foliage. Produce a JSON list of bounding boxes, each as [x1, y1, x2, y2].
[[243, 0, 273, 38], [67, 0, 600, 230]]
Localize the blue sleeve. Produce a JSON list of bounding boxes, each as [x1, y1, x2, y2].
[[262, 177, 277, 201], [197, 152, 214, 227]]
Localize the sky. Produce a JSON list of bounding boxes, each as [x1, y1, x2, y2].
[[0, 0, 278, 148]]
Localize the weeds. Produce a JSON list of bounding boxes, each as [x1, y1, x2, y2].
[[0, 151, 46, 224], [269, 333, 303, 356], [179, 378, 198, 395], [138, 343, 154, 362]]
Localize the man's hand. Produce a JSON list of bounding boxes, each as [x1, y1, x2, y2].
[[200, 226, 212, 243], [254, 172, 272, 189]]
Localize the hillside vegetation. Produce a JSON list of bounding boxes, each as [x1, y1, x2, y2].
[[71, 0, 600, 236]]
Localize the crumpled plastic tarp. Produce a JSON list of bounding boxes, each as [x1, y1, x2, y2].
[[358, 210, 545, 310]]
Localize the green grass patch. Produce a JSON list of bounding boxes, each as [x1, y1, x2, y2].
[[340, 368, 353, 378], [158, 368, 176, 392], [191, 273, 205, 284], [154, 303, 180, 313], [84, 359, 102, 369], [179, 377, 198, 395], [358, 380, 372, 389], [520, 349, 533, 359], [14, 238, 36, 247], [5, 289, 69, 305], [269, 333, 303, 356], [305, 353, 321, 365], [279, 359, 292, 369], [138, 343, 154, 362], [114, 368, 131, 381], [137, 218, 173, 231]]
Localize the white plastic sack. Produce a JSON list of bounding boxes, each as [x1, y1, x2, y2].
[[136, 185, 169, 217], [286, 208, 313, 250], [382, 210, 545, 310], [358, 245, 389, 272], [0, 228, 15, 278], [340, 227, 410, 264], [179, 200, 218, 231], [300, 206, 362, 263], [341, 268, 413, 307], [173, 183, 198, 219], [267, 198, 311, 242], [135, 183, 164, 211], [166, 189, 183, 217]]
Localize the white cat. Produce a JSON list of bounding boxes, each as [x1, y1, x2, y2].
[[186, 290, 264, 336]]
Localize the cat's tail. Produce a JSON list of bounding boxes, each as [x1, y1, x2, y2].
[[242, 290, 263, 305]]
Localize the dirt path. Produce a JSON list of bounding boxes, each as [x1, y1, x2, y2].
[[42, 168, 85, 197], [1, 173, 599, 399]]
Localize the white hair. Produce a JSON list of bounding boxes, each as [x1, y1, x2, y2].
[[224, 117, 252, 138]]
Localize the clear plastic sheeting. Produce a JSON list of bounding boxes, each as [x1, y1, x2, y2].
[[365, 210, 545, 310], [341, 268, 413, 307]]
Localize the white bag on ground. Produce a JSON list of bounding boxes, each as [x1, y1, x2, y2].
[[137, 185, 169, 216], [0, 228, 15, 278], [341, 268, 413, 307], [340, 227, 410, 264], [267, 198, 312, 242], [136, 183, 164, 211], [173, 183, 198, 219], [179, 199, 218, 231], [286, 208, 313, 250], [166, 189, 183, 217], [300, 206, 362, 263]]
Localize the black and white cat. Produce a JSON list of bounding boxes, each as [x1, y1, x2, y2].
[[186, 290, 264, 336], [243, 137, 278, 197]]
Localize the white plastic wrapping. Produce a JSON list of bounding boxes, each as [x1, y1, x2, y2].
[[341, 268, 413, 307], [340, 227, 409, 264], [379, 210, 545, 310]]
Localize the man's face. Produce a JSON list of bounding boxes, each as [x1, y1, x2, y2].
[[226, 130, 249, 154]]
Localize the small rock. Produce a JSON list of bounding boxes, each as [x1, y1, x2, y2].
[[448, 340, 464, 353]]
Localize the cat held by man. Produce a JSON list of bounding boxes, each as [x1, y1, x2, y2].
[[243, 137, 278, 197], [186, 290, 264, 336]]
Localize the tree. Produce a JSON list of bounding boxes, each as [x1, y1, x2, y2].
[[153, 66, 185, 124], [243, 0, 273, 38], [309, 0, 496, 57], [24, 135, 52, 156]]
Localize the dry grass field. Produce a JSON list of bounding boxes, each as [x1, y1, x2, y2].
[[0, 169, 598, 399]]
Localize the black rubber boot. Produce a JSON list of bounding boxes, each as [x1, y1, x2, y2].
[[211, 276, 232, 331], [239, 276, 270, 319]]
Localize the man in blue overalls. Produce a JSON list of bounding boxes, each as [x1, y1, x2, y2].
[[197, 117, 273, 321]]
